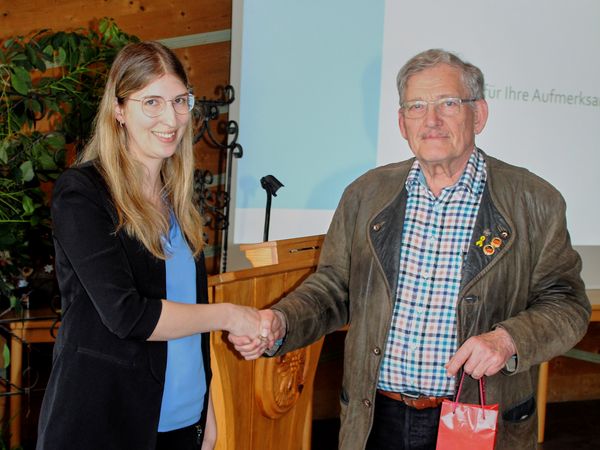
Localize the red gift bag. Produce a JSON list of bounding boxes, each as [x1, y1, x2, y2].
[[436, 373, 499, 450]]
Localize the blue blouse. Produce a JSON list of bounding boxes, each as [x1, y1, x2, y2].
[[158, 214, 206, 432]]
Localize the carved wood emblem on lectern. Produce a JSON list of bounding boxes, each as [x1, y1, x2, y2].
[[255, 348, 308, 419]]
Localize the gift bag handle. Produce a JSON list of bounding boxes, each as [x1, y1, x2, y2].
[[452, 371, 488, 417]]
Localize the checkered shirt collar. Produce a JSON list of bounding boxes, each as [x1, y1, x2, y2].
[[405, 148, 486, 198]]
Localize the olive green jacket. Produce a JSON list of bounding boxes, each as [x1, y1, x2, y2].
[[272, 152, 590, 450]]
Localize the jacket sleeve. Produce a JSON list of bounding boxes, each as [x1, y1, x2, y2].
[[52, 168, 163, 340], [272, 184, 359, 352], [494, 190, 591, 373]]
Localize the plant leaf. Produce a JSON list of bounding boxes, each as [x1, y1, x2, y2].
[[38, 152, 57, 170], [10, 66, 32, 95], [42, 44, 54, 59], [44, 133, 65, 150], [2, 343, 10, 369], [0, 141, 8, 164], [26, 44, 40, 68], [99, 18, 109, 34], [57, 47, 67, 65], [22, 194, 35, 215], [19, 160, 35, 182]]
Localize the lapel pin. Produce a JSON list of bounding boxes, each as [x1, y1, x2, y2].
[[483, 244, 495, 256], [491, 237, 502, 248]]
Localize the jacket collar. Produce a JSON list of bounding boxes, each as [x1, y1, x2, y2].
[[367, 150, 513, 301], [368, 189, 407, 300], [460, 185, 513, 293]]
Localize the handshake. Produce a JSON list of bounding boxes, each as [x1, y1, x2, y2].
[[226, 306, 287, 360]]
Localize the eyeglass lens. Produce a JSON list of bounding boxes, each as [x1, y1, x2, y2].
[[403, 98, 465, 118], [138, 94, 194, 117]]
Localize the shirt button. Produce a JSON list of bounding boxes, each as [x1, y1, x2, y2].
[[372, 347, 381, 355], [363, 399, 372, 408], [372, 223, 382, 232]]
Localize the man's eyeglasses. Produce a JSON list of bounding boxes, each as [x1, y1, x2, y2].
[[401, 97, 478, 119], [128, 93, 195, 118]]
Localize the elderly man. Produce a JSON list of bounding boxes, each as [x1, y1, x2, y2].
[[231, 49, 591, 450]]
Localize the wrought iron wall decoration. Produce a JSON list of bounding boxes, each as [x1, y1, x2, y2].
[[193, 85, 243, 273]]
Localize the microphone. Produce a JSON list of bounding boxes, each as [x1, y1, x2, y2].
[[260, 175, 284, 242]]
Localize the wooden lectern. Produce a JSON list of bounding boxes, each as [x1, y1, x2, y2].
[[208, 236, 325, 450]]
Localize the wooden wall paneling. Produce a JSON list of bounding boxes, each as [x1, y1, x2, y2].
[[174, 41, 231, 100], [196, 140, 226, 176], [203, 251, 220, 277], [0, 0, 231, 40]]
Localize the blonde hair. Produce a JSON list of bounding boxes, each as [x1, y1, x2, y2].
[[78, 41, 204, 259]]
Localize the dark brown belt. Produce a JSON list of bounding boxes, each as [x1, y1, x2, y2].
[[377, 390, 449, 410]]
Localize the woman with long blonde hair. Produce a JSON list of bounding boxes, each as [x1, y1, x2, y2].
[[37, 41, 270, 450]]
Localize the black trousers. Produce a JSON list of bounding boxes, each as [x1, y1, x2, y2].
[[366, 392, 442, 450], [155, 423, 202, 450]]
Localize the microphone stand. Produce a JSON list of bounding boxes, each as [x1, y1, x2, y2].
[[260, 175, 284, 242]]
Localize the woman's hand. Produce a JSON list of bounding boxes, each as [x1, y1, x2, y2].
[[226, 304, 263, 337], [225, 305, 270, 356]]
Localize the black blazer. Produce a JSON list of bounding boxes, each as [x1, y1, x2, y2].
[[37, 162, 211, 450]]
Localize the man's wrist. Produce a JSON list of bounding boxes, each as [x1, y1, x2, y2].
[[264, 309, 287, 357], [494, 326, 517, 355], [273, 309, 287, 337], [492, 325, 518, 373]]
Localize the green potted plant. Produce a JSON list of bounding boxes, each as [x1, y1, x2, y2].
[[0, 18, 139, 310]]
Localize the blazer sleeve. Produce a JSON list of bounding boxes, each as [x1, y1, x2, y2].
[[493, 184, 590, 372], [52, 167, 163, 340]]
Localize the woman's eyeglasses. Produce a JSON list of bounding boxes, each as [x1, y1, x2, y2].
[[128, 93, 195, 118]]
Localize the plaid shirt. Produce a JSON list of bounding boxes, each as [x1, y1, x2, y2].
[[378, 149, 486, 396]]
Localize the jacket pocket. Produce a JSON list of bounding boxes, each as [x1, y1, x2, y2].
[[502, 395, 536, 422], [75, 346, 136, 368]]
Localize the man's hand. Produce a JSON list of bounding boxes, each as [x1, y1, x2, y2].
[[228, 309, 286, 360], [446, 327, 517, 379]]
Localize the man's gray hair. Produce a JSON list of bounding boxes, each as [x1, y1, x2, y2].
[[396, 49, 485, 104]]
